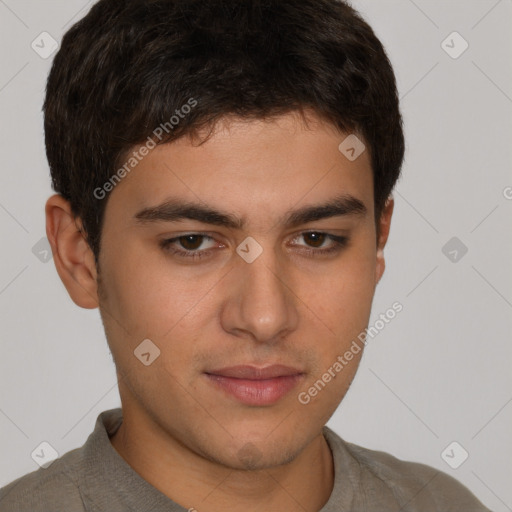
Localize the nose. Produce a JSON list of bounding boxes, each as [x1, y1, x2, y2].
[[220, 248, 299, 345]]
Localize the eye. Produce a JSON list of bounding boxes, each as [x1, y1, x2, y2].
[[160, 234, 218, 260], [290, 232, 349, 256]]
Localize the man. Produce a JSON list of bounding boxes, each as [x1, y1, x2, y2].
[[0, 0, 491, 510]]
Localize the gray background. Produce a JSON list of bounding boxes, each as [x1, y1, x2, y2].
[[0, 0, 511, 510]]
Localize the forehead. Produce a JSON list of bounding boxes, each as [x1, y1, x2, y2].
[[104, 112, 374, 229]]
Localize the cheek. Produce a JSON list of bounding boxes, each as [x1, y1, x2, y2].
[[308, 247, 377, 335], [100, 245, 223, 344], [295, 262, 374, 418]]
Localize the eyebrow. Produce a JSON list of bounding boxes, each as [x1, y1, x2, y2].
[[134, 194, 367, 229]]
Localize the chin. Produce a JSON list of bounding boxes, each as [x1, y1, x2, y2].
[[200, 433, 304, 472]]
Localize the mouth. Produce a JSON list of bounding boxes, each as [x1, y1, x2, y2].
[[204, 364, 305, 406]]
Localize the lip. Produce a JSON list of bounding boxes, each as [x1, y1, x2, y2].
[[205, 365, 305, 406]]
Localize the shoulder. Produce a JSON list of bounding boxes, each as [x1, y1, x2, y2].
[[0, 408, 123, 512], [349, 441, 488, 510], [324, 427, 491, 511], [0, 447, 87, 512]]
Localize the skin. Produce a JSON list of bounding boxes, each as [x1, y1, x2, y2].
[[46, 110, 393, 512]]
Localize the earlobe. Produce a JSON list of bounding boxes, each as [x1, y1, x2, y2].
[[375, 196, 394, 285], [45, 194, 99, 309]]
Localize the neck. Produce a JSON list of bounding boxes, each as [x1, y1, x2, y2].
[[110, 409, 334, 512]]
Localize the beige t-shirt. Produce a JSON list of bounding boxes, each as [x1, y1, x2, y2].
[[0, 408, 491, 511]]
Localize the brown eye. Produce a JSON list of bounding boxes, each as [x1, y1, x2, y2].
[[291, 232, 349, 256], [160, 233, 218, 260], [303, 232, 327, 248], [178, 235, 205, 250]]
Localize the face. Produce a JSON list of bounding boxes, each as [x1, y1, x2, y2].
[[62, 111, 391, 470]]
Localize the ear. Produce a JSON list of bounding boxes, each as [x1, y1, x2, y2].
[[375, 196, 394, 285], [45, 194, 99, 309]]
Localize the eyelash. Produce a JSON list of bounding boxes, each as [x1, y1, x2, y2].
[[159, 232, 349, 260]]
